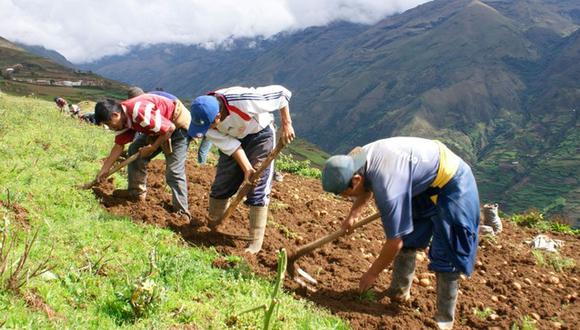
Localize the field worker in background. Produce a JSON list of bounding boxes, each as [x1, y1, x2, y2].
[[197, 136, 212, 164], [54, 97, 67, 113], [188, 85, 295, 254], [68, 103, 81, 118], [321, 137, 480, 330], [93, 92, 192, 220]]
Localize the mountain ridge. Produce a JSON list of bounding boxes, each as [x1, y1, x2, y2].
[[77, 0, 580, 221]]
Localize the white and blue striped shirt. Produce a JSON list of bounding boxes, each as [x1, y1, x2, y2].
[[206, 85, 292, 155]]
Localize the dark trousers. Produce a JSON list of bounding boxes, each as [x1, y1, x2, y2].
[[127, 128, 191, 214], [210, 126, 274, 206]]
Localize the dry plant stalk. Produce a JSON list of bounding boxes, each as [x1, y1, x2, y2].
[[0, 217, 55, 293]]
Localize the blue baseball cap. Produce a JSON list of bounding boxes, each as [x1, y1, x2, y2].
[[321, 149, 367, 194], [188, 95, 219, 138]]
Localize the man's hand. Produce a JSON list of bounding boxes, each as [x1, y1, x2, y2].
[[243, 167, 257, 185], [359, 269, 379, 292], [139, 145, 157, 158], [342, 215, 356, 233], [96, 168, 110, 183], [281, 122, 295, 145]]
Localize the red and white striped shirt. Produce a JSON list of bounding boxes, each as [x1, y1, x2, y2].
[[115, 94, 175, 145]]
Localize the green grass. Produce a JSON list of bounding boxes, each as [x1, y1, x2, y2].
[[0, 94, 348, 329], [510, 315, 536, 330], [531, 250, 576, 273], [285, 139, 329, 168], [275, 154, 322, 179], [472, 307, 495, 320], [509, 210, 579, 235]]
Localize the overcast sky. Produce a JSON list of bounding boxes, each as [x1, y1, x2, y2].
[[0, 0, 430, 63]]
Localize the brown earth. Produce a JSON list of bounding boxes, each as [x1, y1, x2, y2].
[[93, 160, 579, 329]]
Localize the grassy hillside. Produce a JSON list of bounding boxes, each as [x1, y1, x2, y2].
[[0, 94, 346, 329]]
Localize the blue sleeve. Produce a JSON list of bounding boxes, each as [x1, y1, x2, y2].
[[376, 191, 414, 239], [148, 91, 178, 100]]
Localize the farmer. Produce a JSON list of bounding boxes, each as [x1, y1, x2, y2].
[[188, 85, 295, 254], [68, 103, 81, 118], [93, 93, 192, 219], [321, 137, 480, 330], [54, 97, 67, 113]]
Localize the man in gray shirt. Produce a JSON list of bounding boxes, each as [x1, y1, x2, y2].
[[321, 137, 480, 330]]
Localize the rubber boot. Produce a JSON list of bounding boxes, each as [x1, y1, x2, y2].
[[208, 197, 230, 230], [435, 272, 460, 330], [245, 206, 268, 254], [385, 248, 417, 302]]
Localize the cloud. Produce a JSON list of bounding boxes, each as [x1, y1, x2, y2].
[[0, 0, 430, 63]]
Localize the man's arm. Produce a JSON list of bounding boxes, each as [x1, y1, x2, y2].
[[231, 147, 256, 184], [139, 123, 175, 158], [359, 237, 403, 292], [96, 143, 124, 182], [279, 105, 295, 145], [343, 190, 373, 231]]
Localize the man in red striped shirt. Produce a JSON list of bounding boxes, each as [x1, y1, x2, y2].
[[94, 93, 191, 218]]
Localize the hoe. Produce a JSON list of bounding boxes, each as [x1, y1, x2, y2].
[[78, 152, 140, 189], [287, 212, 380, 289]]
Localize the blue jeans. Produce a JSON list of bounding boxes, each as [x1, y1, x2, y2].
[[402, 161, 480, 275], [197, 137, 212, 164]]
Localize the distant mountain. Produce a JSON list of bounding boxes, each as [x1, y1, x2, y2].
[[83, 0, 580, 221], [15, 42, 75, 68]]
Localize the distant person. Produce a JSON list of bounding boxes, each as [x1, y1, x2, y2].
[[188, 85, 295, 254], [68, 104, 81, 118], [54, 97, 67, 113], [93, 93, 192, 220], [197, 136, 212, 164], [80, 112, 96, 124], [320, 137, 480, 330], [127, 86, 144, 99]]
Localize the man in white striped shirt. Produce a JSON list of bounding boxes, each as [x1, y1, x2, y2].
[[189, 85, 295, 254]]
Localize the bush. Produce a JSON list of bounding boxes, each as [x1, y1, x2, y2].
[[276, 154, 321, 179], [509, 210, 579, 235]]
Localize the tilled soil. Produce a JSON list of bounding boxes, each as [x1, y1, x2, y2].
[[93, 160, 579, 329]]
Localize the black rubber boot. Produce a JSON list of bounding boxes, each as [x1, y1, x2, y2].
[[435, 272, 460, 329]]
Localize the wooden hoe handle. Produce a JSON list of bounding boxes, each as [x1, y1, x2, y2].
[[81, 152, 140, 189], [289, 212, 381, 262]]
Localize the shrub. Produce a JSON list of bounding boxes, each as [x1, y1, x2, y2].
[[509, 210, 579, 235], [473, 307, 495, 320], [531, 250, 576, 273], [276, 154, 321, 179]]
